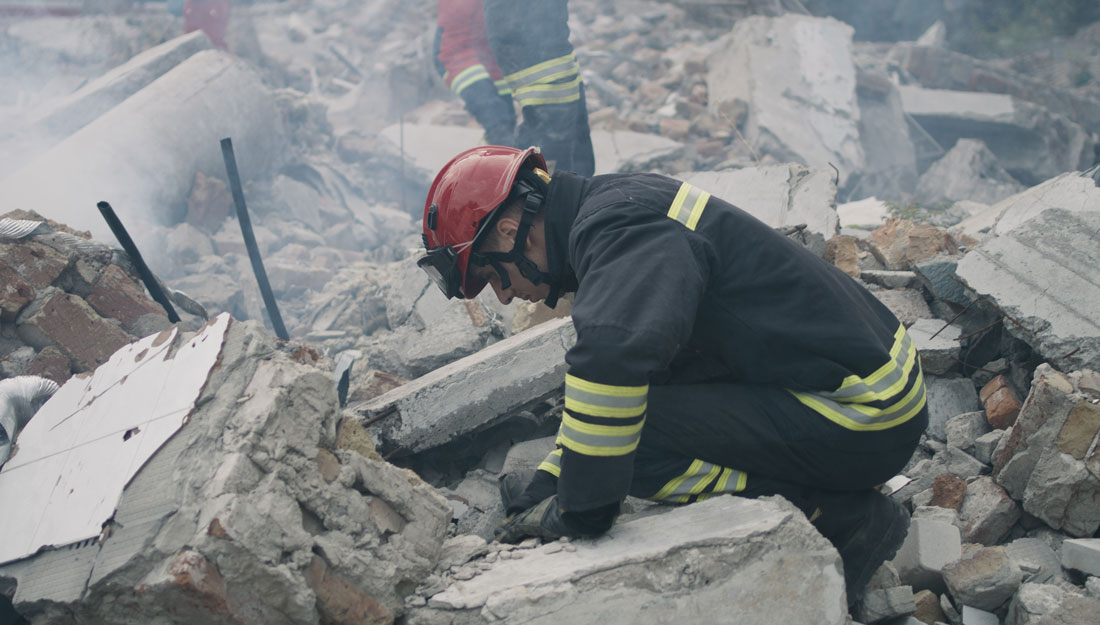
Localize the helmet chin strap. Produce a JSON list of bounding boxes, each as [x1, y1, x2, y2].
[[472, 170, 565, 308]]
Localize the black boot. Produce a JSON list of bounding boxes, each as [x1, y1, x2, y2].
[[812, 489, 911, 608]]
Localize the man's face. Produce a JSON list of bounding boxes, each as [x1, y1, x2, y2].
[[468, 221, 551, 305]]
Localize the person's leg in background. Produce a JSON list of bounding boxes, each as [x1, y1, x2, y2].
[[482, 0, 594, 175]]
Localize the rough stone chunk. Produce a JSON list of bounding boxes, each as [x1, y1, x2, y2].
[[980, 375, 1022, 429], [946, 411, 992, 452], [942, 546, 1023, 611], [992, 364, 1100, 536], [411, 496, 847, 625], [16, 288, 132, 372], [926, 378, 982, 442], [959, 476, 1020, 546], [891, 516, 962, 593], [85, 264, 169, 335], [0, 264, 34, 322], [869, 217, 958, 271], [910, 319, 962, 375], [857, 585, 916, 623], [872, 288, 933, 327]]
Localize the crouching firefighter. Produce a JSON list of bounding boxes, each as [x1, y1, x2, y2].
[[417, 145, 928, 607]]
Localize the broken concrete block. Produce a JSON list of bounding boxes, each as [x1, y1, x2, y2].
[[910, 318, 962, 375], [825, 234, 861, 277], [860, 270, 919, 290], [855, 67, 919, 201], [1, 316, 451, 623], [913, 255, 969, 307], [857, 585, 916, 623], [956, 208, 1100, 372], [679, 163, 838, 238], [959, 476, 1020, 546], [897, 447, 985, 505], [915, 139, 1025, 207], [961, 604, 1000, 625], [869, 218, 959, 271], [0, 264, 34, 322], [925, 377, 982, 442], [1007, 584, 1100, 625], [85, 263, 170, 336], [891, 516, 962, 593], [1005, 538, 1065, 585], [707, 15, 863, 188], [16, 288, 132, 372], [838, 197, 891, 231], [979, 375, 1022, 429], [992, 168, 1100, 236], [26, 31, 213, 148], [898, 86, 1094, 187], [0, 240, 71, 289], [1062, 539, 1100, 578], [943, 546, 1023, 611], [992, 364, 1100, 537], [409, 496, 848, 625], [500, 436, 557, 477], [929, 474, 967, 510], [0, 49, 288, 242], [973, 430, 1004, 465], [351, 318, 576, 456], [26, 346, 70, 385], [945, 411, 992, 452], [443, 469, 507, 542], [871, 288, 933, 327], [913, 588, 947, 624]]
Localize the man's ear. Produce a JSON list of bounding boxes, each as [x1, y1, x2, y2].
[[495, 217, 520, 243]]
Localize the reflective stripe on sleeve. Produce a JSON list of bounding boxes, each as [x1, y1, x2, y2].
[[560, 374, 647, 457], [789, 323, 928, 431], [450, 64, 491, 97], [667, 182, 710, 231], [537, 448, 562, 477], [648, 459, 747, 504]]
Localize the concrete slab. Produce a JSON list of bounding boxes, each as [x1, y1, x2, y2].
[[707, 15, 864, 188], [0, 49, 288, 243], [1062, 539, 1100, 577], [378, 123, 683, 178], [678, 163, 838, 237], [891, 517, 962, 593], [25, 31, 213, 149], [350, 317, 576, 456], [410, 496, 848, 625], [898, 86, 1094, 186], [991, 167, 1100, 236], [910, 318, 962, 375], [838, 196, 891, 230], [956, 208, 1100, 372]]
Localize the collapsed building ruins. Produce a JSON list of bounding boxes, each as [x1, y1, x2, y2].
[[1, 1, 1100, 624]]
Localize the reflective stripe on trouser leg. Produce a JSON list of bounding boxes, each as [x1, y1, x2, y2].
[[636, 457, 748, 504]]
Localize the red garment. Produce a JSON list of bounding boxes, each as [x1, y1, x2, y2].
[[436, 0, 504, 88], [184, 0, 233, 50]]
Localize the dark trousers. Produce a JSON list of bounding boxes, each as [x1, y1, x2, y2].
[[631, 382, 928, 516], [482, 0, 595, 175]]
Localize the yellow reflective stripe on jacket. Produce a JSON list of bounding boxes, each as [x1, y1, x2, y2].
[[565, 374, 647, 418], [450, 64, 491, 97], [512, 77, 581, 106], [648, 459, 747, 504], [817, 325, 915, 403], [538, 448, 562, 477], [667, 183, 710, 231], [789, 324, 927, 431], [502, 53, 578, 89], [560, 374, 647, 457], [559, 412, 644, 456]]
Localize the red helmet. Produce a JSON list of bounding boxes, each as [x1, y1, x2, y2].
[[419, 145, 547, 299]]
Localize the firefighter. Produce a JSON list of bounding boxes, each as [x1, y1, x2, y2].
[[434, 0, 595, 175], [417, 145, 927, 607]]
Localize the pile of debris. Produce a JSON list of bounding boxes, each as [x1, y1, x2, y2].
[[1, 1, 1100, 624]]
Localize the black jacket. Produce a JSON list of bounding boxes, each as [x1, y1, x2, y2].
[[539, 171, 927, 512]]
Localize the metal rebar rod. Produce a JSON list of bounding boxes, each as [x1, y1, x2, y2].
[[95, 201, 181, 323], [220, 137, 289, 340]]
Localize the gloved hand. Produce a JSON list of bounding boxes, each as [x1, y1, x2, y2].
[[495, 495, 572, 544]]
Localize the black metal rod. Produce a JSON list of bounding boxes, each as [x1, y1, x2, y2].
[[220, 137, 289, 340], [95, 201, 181, 323]]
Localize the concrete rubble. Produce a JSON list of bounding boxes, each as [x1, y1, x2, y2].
[[1, 1, 1100, 624]]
